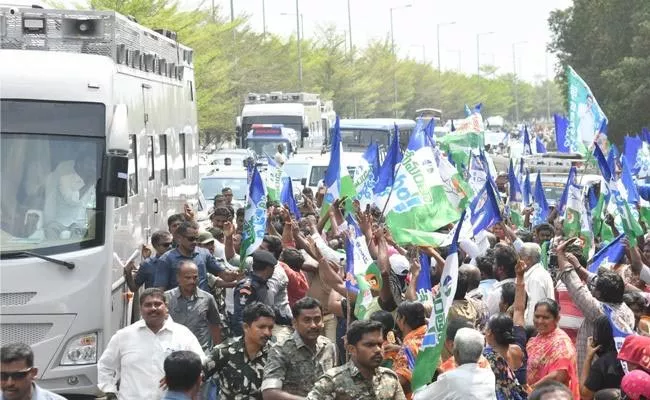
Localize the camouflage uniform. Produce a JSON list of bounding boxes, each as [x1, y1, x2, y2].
[[261, 331, 337, 396], [203, 336, 269, 400], [306, 361, 406, 400]]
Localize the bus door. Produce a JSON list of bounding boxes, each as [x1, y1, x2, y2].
[[141, 83, 158, 242]]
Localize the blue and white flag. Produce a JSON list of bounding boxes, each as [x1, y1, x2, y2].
[[556, 166, 577, 216], [607, 145, 618, 179], [523, 126, 533, 156], [532, 172, 550, 226], [424, 118, 436, 146], [567, 66, 608, 153], [280, 176, 301, 219], [416, 252, 433, 304], [522, 171, 532, 206], [344, 214, 381, 319], [240, 166, 267, 269], [602, 303, 634, 356], [374, 124, 404, 198], [354, 142, 381, 209], [588, 234, 625, 273], [554, 114, 570, 153], [468, 152, 488, 194], [470, 181, 502, 236], [536, 136, 547, 154], [322, 117, 356, 222], [621, 155, 639, 205], [594, 143, 612, 182]]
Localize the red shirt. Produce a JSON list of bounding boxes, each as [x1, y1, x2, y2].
[[280, 261, 309, 307]]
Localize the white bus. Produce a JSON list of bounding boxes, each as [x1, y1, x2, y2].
[[0, 6, 199, 397]]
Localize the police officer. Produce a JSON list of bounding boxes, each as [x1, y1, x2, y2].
[[231, 250, 277, 337]]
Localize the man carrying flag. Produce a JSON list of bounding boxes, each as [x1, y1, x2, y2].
[[240, 166, 268, 269]]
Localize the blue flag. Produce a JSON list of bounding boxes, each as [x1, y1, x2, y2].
[[587, 185, 599, 211], [607, 145, 618, 178], [508, 159, 523, 202], [536, 136, 547, 154], [533, 172, 549, 225], [464, 104, 472, 116], [523, 126, 533, 156], [424, 118, 436, 146], [624, 135, 643, 176], [621, 155, 639, 205], [554, 114, 570, 153], [473, 103, 482, 114], [642, 127, 650, 144], [603, 303, 634, 356], [416, 252, 433, 304], [470, 181, 502, 236], [280, 176, 301, 219], [556, 166, 577, 216], [240, 166, 268, 267], [373, 124, 404, 195], [594, 143, 612, 182], [588, 234, 625, 273]]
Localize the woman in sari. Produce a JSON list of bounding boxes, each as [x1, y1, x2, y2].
[[527, 298, 580, 399]]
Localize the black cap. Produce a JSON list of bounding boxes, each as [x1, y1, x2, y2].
[[252, 250, 277, 269]]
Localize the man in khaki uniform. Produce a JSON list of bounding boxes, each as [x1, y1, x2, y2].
[[306, 320, 406, 400]]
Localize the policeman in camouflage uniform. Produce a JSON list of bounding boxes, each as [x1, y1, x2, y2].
[[307, 320, 406, 400], [262, 297, 337, 398], [203, 303, 275, 400], [231, 250, 277, 337]]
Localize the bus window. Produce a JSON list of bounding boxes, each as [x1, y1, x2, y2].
[[160, 135, 168, 185], [128, 134, 138, 197], [147, 136, 154, 181], [179, 133, 187, 179]]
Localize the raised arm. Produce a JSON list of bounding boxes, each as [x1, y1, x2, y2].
[[513, 259, 526, 328]]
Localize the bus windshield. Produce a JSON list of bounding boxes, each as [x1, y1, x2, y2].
[[340, 129, 391, 150], [0, 100, 105, 256], [242, 116, 302, 135], [248, 140, 292, 158]]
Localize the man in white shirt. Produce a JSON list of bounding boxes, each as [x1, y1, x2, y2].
[[274, 144, 287, 166], [97, 288, 204, 400], [485, 245, 518, 315], [519, 242, 555, 325], [414, 328, 496, 400]]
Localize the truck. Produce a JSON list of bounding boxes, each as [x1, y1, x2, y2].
[[0, 5, 199, 397], [236, 91, 330, 148]]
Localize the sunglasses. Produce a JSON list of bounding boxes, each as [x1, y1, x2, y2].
[[1, 368, 33, 381]]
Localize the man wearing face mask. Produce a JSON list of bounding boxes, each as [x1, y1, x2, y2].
[[203, 303, 275, 399], [97, 288, 204, 400], [262, 297, 336, 399]]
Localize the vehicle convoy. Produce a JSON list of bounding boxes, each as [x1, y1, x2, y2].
[[235, 91, 334, 148], [329, 118, 417, 152], [0, 6, 198, 397]]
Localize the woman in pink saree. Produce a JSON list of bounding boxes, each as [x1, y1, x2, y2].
[[526, 298, 580, 399]]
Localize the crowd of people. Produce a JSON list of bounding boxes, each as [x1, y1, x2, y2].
[[2, 182, 650, 400]]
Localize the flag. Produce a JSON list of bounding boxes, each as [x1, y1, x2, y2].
[[588, 234, 625, 273], [464, 104, 472, 116], [587, 185, 599, 211], [240, 166, 267, 269], [566, 65, 608, 154], [353, 142, 380, 209], [554, 114, 570, 153], [264, 155, 284, 202], [437, 112, 484, 167], [374, 123, 404, 200], [280, 176, 301, 219], [470, 181, 502, 236], [593, 190, 615, 243], [536, 136, 547, 154], [563, 182, 594, 259], [620, 155, 639, 205], [556, 166, 577, 216], [593, 143, 612, 182], [415, 252, 433, 304], [434, 148, 472, 210], [412, 210, 466, 391], [424, 118, 436, 146], [522, 171, 532, 206], [532, 172, 549, 226], [611, 179, 644, 247], [375, 120, 461, 245], [468, 152, 488, 195], [606, 145, 618, 179], [602, 303, 634, 355], [523, 126, 533, 156], [322, 117, 356, 222], [594, 119, 610, 153], [507, 159, 524, 227], [624, 135, 643, 175], [344, 214, 382, 319]]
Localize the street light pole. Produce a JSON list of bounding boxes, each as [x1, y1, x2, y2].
[[347, 0, 353, 57], [230, 0, 234, 23], [476, 31, 495, 79], [512, 41, 527, 122], [262, 0, 266, 35], [296, 0, 302, 90], [389, 4, 412, 118], [436, 21, 455, 77]]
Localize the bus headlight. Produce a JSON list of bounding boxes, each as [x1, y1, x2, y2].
[[60, 333, 97, 365]]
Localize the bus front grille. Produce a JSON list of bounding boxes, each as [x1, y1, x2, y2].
[[0, 323, 53, 346], [0, 292, 37, 306]]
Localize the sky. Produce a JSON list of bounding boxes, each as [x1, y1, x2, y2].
[[183, 0, 573, 83]]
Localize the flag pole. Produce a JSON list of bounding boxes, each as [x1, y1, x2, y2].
[[380, 163, 403, 216]]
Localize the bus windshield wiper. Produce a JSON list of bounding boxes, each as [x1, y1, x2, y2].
[[2, 251, 75, 270]]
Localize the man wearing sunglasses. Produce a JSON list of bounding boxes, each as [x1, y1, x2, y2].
[[1, 342, 66, 400], [124, 230, 173, 292]]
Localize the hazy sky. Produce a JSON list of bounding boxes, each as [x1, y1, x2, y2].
[[186, 0, 573, 83]]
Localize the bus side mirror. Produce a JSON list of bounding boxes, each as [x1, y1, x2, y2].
[[301, 127, 309, 138], [301, 178, 307, 186], [100, 153, 128, 198]]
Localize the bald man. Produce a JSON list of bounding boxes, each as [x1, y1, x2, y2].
[[165, 260, 222, 349]]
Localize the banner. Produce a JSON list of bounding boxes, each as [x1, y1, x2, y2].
[[566, 66, 608, 154]]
